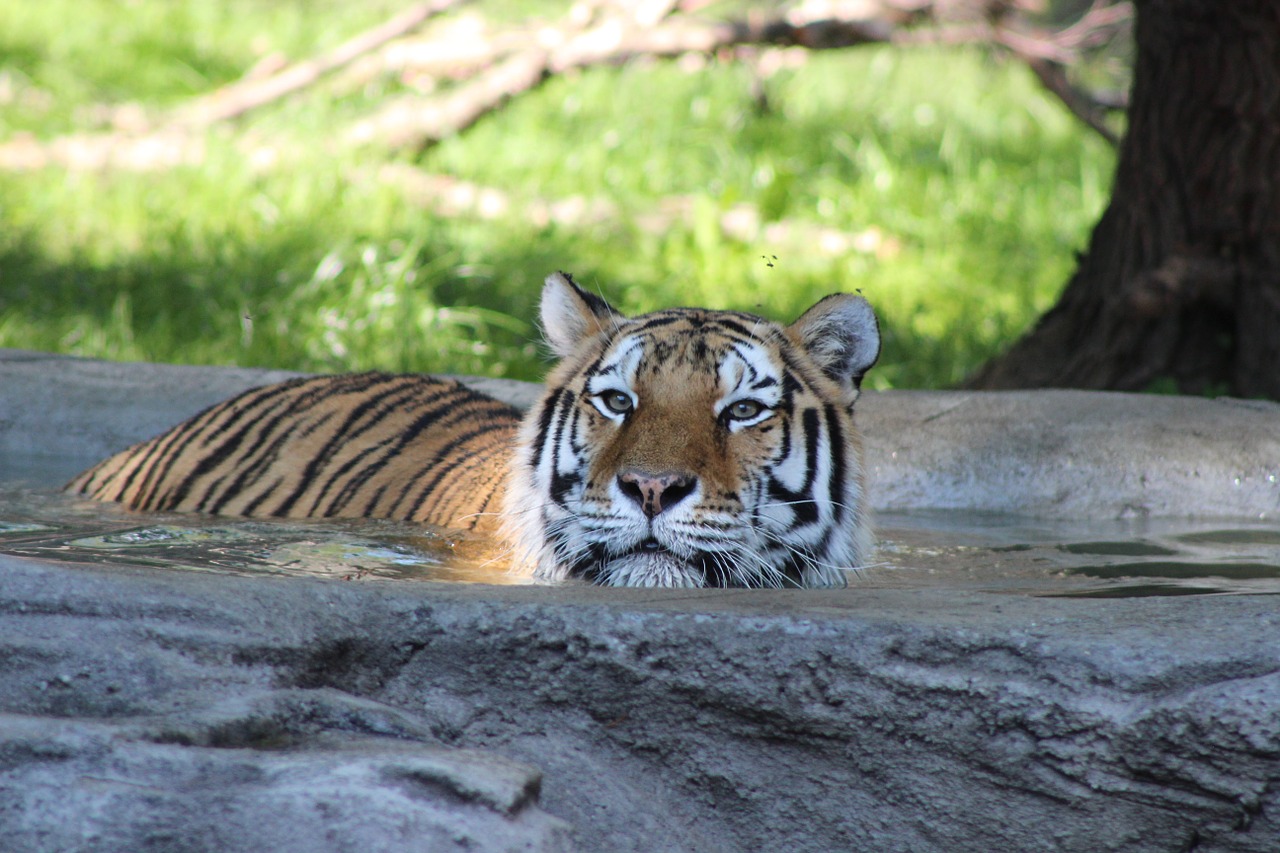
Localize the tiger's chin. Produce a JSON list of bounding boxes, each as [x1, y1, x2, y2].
[[576, 540, 841, 589], [591, 550, 708, 588]]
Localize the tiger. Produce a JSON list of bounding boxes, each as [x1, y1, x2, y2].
[[69, 271, 881, 588]]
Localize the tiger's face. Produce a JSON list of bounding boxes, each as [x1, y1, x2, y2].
[[503, 273, 880, 588]]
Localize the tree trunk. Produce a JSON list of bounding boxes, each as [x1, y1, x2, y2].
[[968, 0, 1280, 398]]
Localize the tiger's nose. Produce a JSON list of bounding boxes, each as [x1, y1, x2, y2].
[[617, 470, 697, 519]]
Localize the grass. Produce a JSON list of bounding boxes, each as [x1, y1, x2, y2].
[[0, 0, 1116, 388]]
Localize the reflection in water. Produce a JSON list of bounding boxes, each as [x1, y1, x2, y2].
[[0, 486, 525, 585], [862, 511, 1280, 598], [1, 487, 1278, 596]]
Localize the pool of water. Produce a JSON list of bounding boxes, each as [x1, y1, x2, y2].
[[2, 479, 1278, 596], [0, 485, 524, 585], [870, 511, 1280, 598]]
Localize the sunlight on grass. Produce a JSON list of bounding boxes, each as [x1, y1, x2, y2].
[[0, 1, 1115, 388]]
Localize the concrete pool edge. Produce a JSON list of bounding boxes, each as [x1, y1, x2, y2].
[[2, 551, 1278, 851], [2, 348, 1280, 850]]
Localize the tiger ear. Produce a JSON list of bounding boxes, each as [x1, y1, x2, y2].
[[540, 271, 622, 358], [789, 294, 881, 390]]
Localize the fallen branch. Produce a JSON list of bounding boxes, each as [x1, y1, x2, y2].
[[0, 129, 204, 172], [0, 0, 1131, 169], [348, 51, 549, 149], [172, 0, 467, 128], [0, 0, 466, 170], [1023, 57, 1120, 146], [992, 0, 1131, 145], [379, 162, 902, 259], [353, 6, 926, 152], [360, 0, 1129, 151]]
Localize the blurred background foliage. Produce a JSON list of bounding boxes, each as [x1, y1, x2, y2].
[[0, 0, 1122, 388]]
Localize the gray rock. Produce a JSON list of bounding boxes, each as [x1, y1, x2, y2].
[[0, 349, 306, 479], [867, 389, 1280, 519], [1, 552, 1278, 852], [1, 348, 1279, 852], [1, 712, 568, 853]]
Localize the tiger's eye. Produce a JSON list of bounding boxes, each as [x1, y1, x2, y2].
[[599, 390, 634, 415], [726, 399, 766, 421]]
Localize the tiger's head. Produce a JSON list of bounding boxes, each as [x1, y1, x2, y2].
[[503, 272, 880, 588]]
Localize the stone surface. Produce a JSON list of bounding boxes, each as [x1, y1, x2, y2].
[[2, 712, 568, 853], [867, 389, 1280, 519], [2, 348, 1280, 852], [2, 553, 1278, 852]]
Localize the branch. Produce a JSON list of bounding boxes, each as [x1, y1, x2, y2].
[[354, 6, 913, 151], [992, 2, 1131, 147], [347, 51, 549, 149], [378, 163, 902, 259], [171, 0, 467, 127], [0, 0, 1132, 169], [360, 0, 1129, 151], [0, 129, 204, 172], [1022, 57, 1120, 146]]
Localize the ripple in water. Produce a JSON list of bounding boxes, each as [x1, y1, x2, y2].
[[1, 488, 1278, 595]]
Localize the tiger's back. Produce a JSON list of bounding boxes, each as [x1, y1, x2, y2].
[[68, 372, 519, 532]]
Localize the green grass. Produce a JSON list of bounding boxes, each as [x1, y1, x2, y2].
[[0, 1, 1115, 387]]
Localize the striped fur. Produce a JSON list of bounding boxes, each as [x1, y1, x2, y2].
[[502, 272, 880, 588], [70, 272, 880, 588], [68, 372, 519, 532]]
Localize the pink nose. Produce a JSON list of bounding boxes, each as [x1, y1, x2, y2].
[[617, 470, 696, 518]]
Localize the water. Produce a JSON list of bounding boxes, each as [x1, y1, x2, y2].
[[2, 481, 1278, 596], [870, 511, 1280, 598], [0, 485, 525, 585]]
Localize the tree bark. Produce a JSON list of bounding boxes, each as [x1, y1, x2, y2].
[[968, 0, 1280, 398]]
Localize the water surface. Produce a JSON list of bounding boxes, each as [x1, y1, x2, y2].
[[2, 479, 1277, 597]]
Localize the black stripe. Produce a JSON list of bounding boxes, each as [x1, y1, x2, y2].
[[824, 404, 847, 526], [390, 421, 514, 518], [547, 401, 582, 508], [778, 369, 801, 413], [572, 542, 609, 582], [580, 338, 626, 380], [708, 316, 764, 341], [314, 440, 397, 515], [771, 408, 792, 465], [544, 391, 578, 507], [240, 476, 286, 516], [154, 380, 321, 511], [303, 384, 490, 515], [527, 387, 565, 476], [194, 373, 396, 513], [200, 381, 370, 514], [271, 377, 452, 516], [285, 377, 510, 517], [204, 408, 338, 514], [141, 376, 327, 508], [800, 407, 821, 494], [627, 314, 682, 334], [127, 400, 238, 506], [471, 475, 502, 526], [325, 399, 504, 516], [777, 552, 809, 587], [766, 407, 820, 526], [549, 470, 582, 508]]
